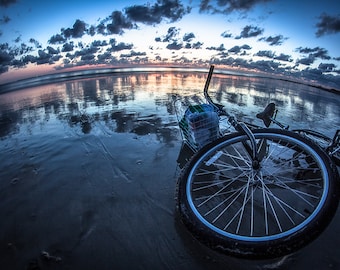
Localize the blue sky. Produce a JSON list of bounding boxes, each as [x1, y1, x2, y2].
[[1, 0, 339, 89]]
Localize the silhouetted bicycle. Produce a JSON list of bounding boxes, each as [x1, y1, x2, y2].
[[175, 65, 340, 259]]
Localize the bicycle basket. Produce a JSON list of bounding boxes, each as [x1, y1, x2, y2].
[[179, 103, 220, 151]]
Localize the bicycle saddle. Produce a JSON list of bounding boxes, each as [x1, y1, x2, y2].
[[256, 103, 275, 127]]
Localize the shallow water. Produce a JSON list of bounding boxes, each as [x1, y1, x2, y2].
[[0, 69, 339, 269]]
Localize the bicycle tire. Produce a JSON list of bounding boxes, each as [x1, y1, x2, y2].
[[293, 129, 331, 149], [177, 128, 339, 259], [293, 129, 340, 166]]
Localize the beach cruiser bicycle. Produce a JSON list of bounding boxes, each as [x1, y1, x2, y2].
[[175, 65, 340, 259]]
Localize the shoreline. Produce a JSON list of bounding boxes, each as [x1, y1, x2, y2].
[[0, 66, 339, 95]]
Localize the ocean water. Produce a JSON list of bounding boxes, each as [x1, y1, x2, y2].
[[0, 68, 339, 269]]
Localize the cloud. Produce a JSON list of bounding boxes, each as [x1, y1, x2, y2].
[[107, 39, 133, 52], [29, 38, 42, 48], [296, 46, 331, 60], [193, 41, 204, 49], [318, 63, 335, 72], [162, 26, 180, 42], [0, 50, 13, 66], [46, 46, 59, 55], [296, 55, 315, 66], [200, 0, 273, 13], [106, 11, 134, 35], [48, 34, 67, 45], [236, 25, 264, 39], [120, 50, 147, 58], [256, 50, 293, 63], [221, 31, 232, 38], [315, 13, 340, 37], [62, 42, 74, 52], [258, 35, 287, 46], [124, 0, 191, 25], [166, 41, 183, 50], [155, 27, 201, 50], [91, 40, 108, 47], [61, 19, 87, 39], [274, 53, 292, 62], [228, 44, 251, 54], [0, 0, 17, 7], [0, 15, 10, 24], [183, 32, 195, 42], [206, 44, 226, 51], [255, 50, 275, 58]]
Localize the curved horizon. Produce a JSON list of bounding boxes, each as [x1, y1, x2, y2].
[[1, 65, 339, 95]]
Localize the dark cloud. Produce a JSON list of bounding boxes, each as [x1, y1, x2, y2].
[[221, 31, 232, 38], [250, 59, 281, 72], [29, 38, 42, 48], [255, 50, 275, 58], [274, 53, 292, 62], [62, 43, 74, 52], [106, 11, 134, 35], [206, 44, 226, 51], [166, 41, 183, 50], [120, 50, 147, 58], [258, 35, 287, 46], [183, 32, 195, 42], [12, 43, 33, 55], [162, 27, 180, 42], [96, 22, 107, 36], [87, 25, 96, 37], [200, 0, 272, 13], [0, 15, 10, 24], [48, 34, 67, 45], [228, 44, 251, 54], [74, 46, 100, 58], [125, 0, 191, 25], [0, 50, 14, 66], [97, 52, 114, 62], [236, 25, 264, 39], [91, 40, 108, 47], [107, 39, 133, 52], [62, 19, 87, 38], [190, 41, 204, 49], [36, 50, 53, 65], [14, 35, 21, 43], [296, 46, 331, 60], [46, 46, 59, 55], [318, 63, 335, 72], [0, 0, 17, 7], [296, 55, 315, 66], [315, 13, 340, 37]]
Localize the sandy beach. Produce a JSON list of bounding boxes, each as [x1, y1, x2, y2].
[[0, 70, 339, 269]]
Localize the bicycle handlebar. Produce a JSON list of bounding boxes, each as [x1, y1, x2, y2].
[[203, 65, 227, 116]]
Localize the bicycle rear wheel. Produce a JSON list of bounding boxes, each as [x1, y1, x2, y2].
[[177, 128, 339, 259]]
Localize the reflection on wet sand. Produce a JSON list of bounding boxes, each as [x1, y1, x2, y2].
[[1, 71, 339, 140], [0, 70, 339, 270]]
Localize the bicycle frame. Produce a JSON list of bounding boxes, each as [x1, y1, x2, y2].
[[202, 65, 340, 167]]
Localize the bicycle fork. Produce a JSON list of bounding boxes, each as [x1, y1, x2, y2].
[[236, 122, 264, 170]]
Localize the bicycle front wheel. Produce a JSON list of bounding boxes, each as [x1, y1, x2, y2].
[[177, 128, 339, 259]]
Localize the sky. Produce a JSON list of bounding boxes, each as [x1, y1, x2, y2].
[[0, 0, 340, 89]]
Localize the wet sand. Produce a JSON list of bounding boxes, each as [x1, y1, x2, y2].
[[1, 127, 339, 270], [0, 70, 339, 269]]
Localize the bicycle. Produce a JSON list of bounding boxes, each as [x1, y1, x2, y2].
[[175, 65, 340, 259]]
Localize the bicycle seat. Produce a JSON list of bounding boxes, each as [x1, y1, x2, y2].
[[256, 103, 275, 127]]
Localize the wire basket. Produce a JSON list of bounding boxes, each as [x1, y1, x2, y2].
[[174, 96, 223, 167]]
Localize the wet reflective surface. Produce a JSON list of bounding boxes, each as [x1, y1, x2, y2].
[[0, 69, 339, 269]]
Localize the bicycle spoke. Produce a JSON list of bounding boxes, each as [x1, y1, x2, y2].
[[183, 129, 334, 243]]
